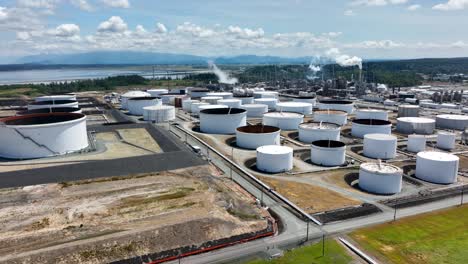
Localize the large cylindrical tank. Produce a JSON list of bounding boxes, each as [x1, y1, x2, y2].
[[201, 96, 223, 105], [351, 119, 392, 138], [253, 91, 278, 99], [28, 100, 79, 110], [189, 88, 210, 98], [236, 125, 280, 150], [356, 109, 388, 121], [241, 104, 268, 117], [199, 108, 247, 134], [263, 112, 304, 130], [147, 89, 168, 97], [234, 96, 254, 105], [436, 114, 468, 130], [127, 97, 162, 116], [298, 122, 341, 143], [182, 99, 199, 112], [254, 98, 278, 110], [276, 102, 313, 115], [363, 134, 397, 159], [293, 96, 316, 107], [407, 135, 426, 153], [398, 105, 419, 117], [17, 107, 82, 115], [359, 162, 403, 194], [318, 100, 354, 114], [314, 110, 348, 125], [191, 102, 210, 115], [218, 99, 242, 108], [35, 95, 76, 102], [198, 104, 228, 112], [437, 131, 456, 150], [0, 113, 88, 159], [206, 92, 233, 99], [310, 140, 346, 167], [143, 105, 176, 123], [256, 145, 293, 173], [121, 91, 151, 110], [416, 151, 459, 184], [396, 117, 435, 135]]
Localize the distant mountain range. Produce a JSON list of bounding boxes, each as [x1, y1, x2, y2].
[[14, 51, 314, 65]]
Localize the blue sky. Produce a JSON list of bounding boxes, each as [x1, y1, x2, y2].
[[0, 0, 468, 62]]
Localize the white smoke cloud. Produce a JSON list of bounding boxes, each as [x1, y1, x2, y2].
[[208, 61, 238, 84], [326, 48, 363, 69]]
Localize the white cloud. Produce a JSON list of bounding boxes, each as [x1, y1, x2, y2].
[[350, 0, 408, 6], [100, 0, 130, 9], [344, 9, 356, 16], [16, 31, 31, 41], [345, 40, 405, 49], [156, 22, 167, 33], [70, 0, 93, 11], [54, 23, 80, 37], [407, 4, 421, 11], [135, 25, 147, 35], [433, 0, 468, 10], [17, 0, 58, 9], [0, 7, 8, 20], [97, 16, 127, 33]]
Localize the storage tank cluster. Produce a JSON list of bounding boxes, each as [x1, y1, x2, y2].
[[241, 104, 268, 117], [318, 100, 354, 114], [355, 109, 388, 121], [143, 105, 176, 123], [127, 97, 162, 116], [0, 113, 88, 159], [236, 125, 280, 150], [199, 108, 247, 134], [436, 114, 468, 130], [416, 151, 458, 184], [351, 119, 392, 138], [121, 91, 151, 110], [314, 110, 348, 125], [256, 145, 293, 173], [276, 102, 313, 115], [396, 117, 435, 135], [359, 162, 403, 194], [263, 112, 304, 130], [298, 122, 341, 143], [310, 140, 346, 167], [363, 134, 397, 159]]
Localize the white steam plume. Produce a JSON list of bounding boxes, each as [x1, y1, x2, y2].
[[208, 61, 238, 84], [307, 56, 322, 80], [326, 48, 362, 70]]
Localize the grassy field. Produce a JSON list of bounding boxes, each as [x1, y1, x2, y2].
[[350, 205, 468, 264], [246, 239, 354, 264]]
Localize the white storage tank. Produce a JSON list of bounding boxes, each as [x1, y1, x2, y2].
[[441, 103, 459, 110], [241, 104, 268, 117], [254, 98, 278, 110], [437, 131, 456, 150], [310, 140, 346, 167], [407, 135, 426, 153], [359, 162, 403, 194], [314, 110, 348, 126], [161, 94, 180, 105], [318, 100, 354, 114], [201, 96, 223, 105], [256, 145, 293, 173], [263, 112, 304, 130], [363, 134, 397, 159], [0, 113, 88, 159], [206, 92, 233, 99], [121, 91, 151, 110], [234, 96, 254, 105], [352, 119, 392, 138], [182, 99, 199, 112], [17, 107, 82, 115], [356, 109, 388, 121], [28, 100, 79, 110], [253, 91, 278, 99], [218, 99, 242, 108], [35, 95, 76, 102], [191, 102, 210, 115], [189, 88, 210, 98], [236, 125, 281, 150], [143, 105, 176, 123], [293, 96, 316, 107], [199, 108, 247, 134], [198, 104, 228, 111], [436, 114, 468, 130], [396, 117, 435, 135], [298, 122, 341, 143], [147, 89, 168, 97], [416, 151, 459, 184], [127, 97, 162, 116], [398, 105, 419, 117], [276, 102, 313, 115]]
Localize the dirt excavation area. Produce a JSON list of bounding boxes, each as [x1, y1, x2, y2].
[[0, 165, 270, 263]]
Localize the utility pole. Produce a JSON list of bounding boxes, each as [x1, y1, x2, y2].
[[322, 233, 326, 257], [461, 187, 465, 206], [393, 197, 398, 221], [306, 220, 309, 241]]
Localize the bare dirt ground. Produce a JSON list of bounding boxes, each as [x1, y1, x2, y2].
[[0, 165, 269, 263]]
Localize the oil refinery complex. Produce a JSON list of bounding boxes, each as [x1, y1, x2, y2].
[[0, 79, 467, 264]]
